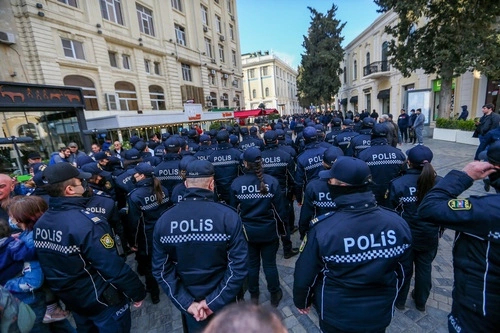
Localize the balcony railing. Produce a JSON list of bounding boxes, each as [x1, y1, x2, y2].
[[363, 61, 390, 76]]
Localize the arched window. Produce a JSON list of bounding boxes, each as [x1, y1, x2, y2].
[[252, 89, 256, 99], [115, 82, 138, 111], [366, 52, 370, 66], [265, 87, 269, 97], [18, 123, 38, 139], [64, 75, 99, 110], [234, 94, 240, 107], [381, 42, 389, 71], [353, 60, 357, 80], [222, 93, 229, 107], [149, 85, 166, 110]]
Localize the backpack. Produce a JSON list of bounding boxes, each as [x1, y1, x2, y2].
[[0, 286, 35, 333]]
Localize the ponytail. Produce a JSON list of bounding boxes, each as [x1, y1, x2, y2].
[[246, 160, 268, 195], [416, 162, 437, 203], [152, 177, 164, 205]]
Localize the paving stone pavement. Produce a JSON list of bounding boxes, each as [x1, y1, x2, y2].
[[130, 138, 484, 333]]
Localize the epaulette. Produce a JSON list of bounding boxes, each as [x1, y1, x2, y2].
[[309, 211, 335, 227], [80, 209, 104, 224]]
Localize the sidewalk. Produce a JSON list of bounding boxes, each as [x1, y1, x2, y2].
[[131, 138, 483, 333]]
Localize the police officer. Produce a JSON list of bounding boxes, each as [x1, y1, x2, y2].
[[294, 126, 328, 204], [34, 163, 146, 332], [152, 160, 247, 333], [418, 142, 500, 333], [298, 146, 343, 239], [127, 163, 170, 305], [208, 130, 241, 203], [349, 116, 375, 157], [358, 123, 406, 207], [239, 127, 264, 151], [293, 156, 412, 333], [261, 130, 298, 259], [325, 118, 342, 145], [230, 148, 287, 308], [170, 155, 197, 204], [275, 129, 296, 159], [333, 119, 359, 155], [389, 145, 442, 312], [193, 134, 214, 160], [154, 137, 183, 195], [186, 129, 199, 153]]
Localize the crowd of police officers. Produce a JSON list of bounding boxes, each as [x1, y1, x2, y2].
[[5, 108, 500, 333]]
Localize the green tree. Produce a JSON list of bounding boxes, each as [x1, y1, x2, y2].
[[375, 0, 500, 119], [298, 4, 345, 109]]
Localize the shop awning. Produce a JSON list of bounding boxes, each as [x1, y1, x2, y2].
[[264, 108, 279, 115], [233, 109, 265, 119], [340, 98, 348, 105], [377, 89, 391, 99], [349, 96, 358, 103]]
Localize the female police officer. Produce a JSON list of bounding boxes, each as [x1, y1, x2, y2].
[[389, 145, 442, 311], [127, 162, 170, 304], [229, 147, 287, 307]]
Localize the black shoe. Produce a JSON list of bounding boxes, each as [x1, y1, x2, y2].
[[395, 303, 405, 310], [270, 289, 282, 308], [151, 293, 160, 304], [250, 293, 259, 305], [411, 290, 425, 311], [284, 248, 299, 259]]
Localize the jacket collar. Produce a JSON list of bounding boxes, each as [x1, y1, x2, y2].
[[182, 187, 215, 201], [334, 191, 377, 210], [48, 196, 90, 210]]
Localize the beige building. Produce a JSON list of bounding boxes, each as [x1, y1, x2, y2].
[[0, 0, 243, 156], [337, 10, 491, 124], [241, 51, 300, 115]]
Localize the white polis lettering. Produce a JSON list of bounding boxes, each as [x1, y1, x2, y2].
[[170, 219, 214, 233], [307, 156, 322, 165], [214, 155, 232, 162], [241, 143, 255, 150], [343, 136, 352, 142], [144, 194, 160, 205], [159, 169, 178, 176], [318, 192, 331, 201], [198, 155, 209, 160], [241, 184, 269, 193], [372, 153, 397, 160], [343, 230, 397, 253], [262, 156, 281, 164], [123, 176, 132, 184], [363, 140, 371, 145], [86, 207, 106, 214], [409, 186, 417, 196], [35, 228, 62, 242]]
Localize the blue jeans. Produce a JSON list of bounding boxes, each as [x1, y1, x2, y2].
[[72, 302, 131, 333], [247, 239, 280, 295]]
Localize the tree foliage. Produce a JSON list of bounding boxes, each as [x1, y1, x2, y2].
[[374, 0, 500, 118], [297, 4, 345, 108]]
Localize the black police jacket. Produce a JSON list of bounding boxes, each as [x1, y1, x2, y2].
[[261, 144, 296, 194], [294, 143, 327, 203], [208, 143, 242, 201], [358, 138, 406, 207], [152, 188, 247, 313], [34, 197, 145, 316], [294, 191, 412, 332], [418, 170, 500, 332], [389, 169, 443, 250], [333, 129, 359, 155], [193, 146, 214, 160], [325, 128, 342, 145], [239, 137, 264, 151], [229, 171, 287, 243], [127, 178, 169, 254], [298, 177, 335, 239], [349, 130, 372, 157], [154, 153, 183, 194]]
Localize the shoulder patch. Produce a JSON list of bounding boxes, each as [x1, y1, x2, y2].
[[310, 211, 335, 227], [81, 210, 103, 223], [100, 233, 115, 249], [448, 199, 471, 210]]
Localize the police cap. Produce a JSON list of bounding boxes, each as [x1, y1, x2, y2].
[[319, 156, 372, 186], [81, 163, 112, 177], [186, 160, 214, 178], [42, 163, 91, 185], [406, 145, 434, 166], [263, 130, 278, 143]]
